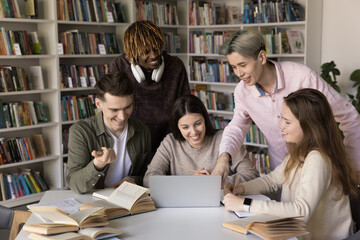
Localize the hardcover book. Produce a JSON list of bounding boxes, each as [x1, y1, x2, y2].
[[23, 206, 108, 235], [83, 181, 156, 219], [222, 214, 308, 240]]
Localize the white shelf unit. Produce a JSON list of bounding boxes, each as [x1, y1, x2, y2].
[[0, 0, 322, 207], [0, 0, 61, 207], [57, 1, 134, 193]]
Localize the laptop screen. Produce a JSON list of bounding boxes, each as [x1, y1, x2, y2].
[[149, 175, 221, 208]]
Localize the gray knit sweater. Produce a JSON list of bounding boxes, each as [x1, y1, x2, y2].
[[143, 130, 259, 187]]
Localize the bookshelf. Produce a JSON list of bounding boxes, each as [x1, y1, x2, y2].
[[187, 0, 322, 132], [0, 0, 322, 207]]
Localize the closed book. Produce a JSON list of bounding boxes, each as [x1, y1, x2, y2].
[[0, 172, 6, 200], [32, 171, 47, 191], [27, 171, 41, 193], [13, 173, 25, 197], [29, 66, 44, 90], [3, 174, 11, 199], [31, 134, 47, 157], [22, 173, 35, 194], [29, 31, 43, 54], [6, 174, 16, 199], [19, 174, 31, 195]]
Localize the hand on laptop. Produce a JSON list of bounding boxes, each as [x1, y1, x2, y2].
[[193, 168, 211, 175]]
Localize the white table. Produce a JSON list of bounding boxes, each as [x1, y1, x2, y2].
[[16, 190, 260, 240]]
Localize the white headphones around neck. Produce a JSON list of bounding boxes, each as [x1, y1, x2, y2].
[[130, 56, 164, 83]]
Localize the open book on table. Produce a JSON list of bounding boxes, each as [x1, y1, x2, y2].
[[83, 181, 156, 219], [222, 214, 308, 240], [23, 206, 108, 235], [27, 227, 123, 240]]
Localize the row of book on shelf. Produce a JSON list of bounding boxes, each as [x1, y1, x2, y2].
[[57, 0, 126, 23], [0, 169, 48, 201], [209, 114, 231, 130], [249, 149, 270, 176], [264, 30, 304, 55], [189, 30, 234, 54], [136, 1, 179, 26], [60, 64, 108, 89], [189, 0, 304, 26], [189, 29, 304, 55], [61, 95, 97, 122], [0, 0, 38, 19], [0, 65, 44, 92], [163, 32, 181, 54], [0, 28, 43, 55], [0, 99, 48, 129], [192, 57, 240, 83], [243, 0, 304, 24], [246, 124, 267, 145], [0, 134, 47, 165], [59, 30, 120, 55], [192, 89, 227, 112]]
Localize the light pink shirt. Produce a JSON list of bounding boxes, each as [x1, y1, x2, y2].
[[219, 60, 360, 170]]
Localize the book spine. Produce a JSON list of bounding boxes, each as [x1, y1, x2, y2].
[[23, 173, 34, 194], [19, 173, 31, 195], [6, 174, 16, 199], [27, 172, 41, 193]]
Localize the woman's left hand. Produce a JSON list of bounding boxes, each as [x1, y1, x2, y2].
[[223, 193, 245, 212]]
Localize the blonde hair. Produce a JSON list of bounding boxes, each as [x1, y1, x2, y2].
[[123, 20, 164, 61]]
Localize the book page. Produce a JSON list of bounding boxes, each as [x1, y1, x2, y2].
[[92, 188, 115, 200], [23, 223, 80, 235], [69, 207, 104, 225], [28, 232, 89, 240], [29, 206, 78, 225], [78, 227, 123, 239], [27, 198, 81, 215], [107, 182, 147, 210]]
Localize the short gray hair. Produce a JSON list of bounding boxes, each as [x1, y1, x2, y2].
[[219, 29, 265, 60]]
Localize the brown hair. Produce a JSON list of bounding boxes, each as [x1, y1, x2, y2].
[[123, 20, 164, 61], [95, 72, 134, 101], [283, 88, 357, 196], [170, 95, 216, 141]]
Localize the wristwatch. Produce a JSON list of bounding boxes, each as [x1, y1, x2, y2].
[[243, 198, 253, 212]]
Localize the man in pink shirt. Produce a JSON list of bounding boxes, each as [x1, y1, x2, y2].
[[211, 29, 360, 186]]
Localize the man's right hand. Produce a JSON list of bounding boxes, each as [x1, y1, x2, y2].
[[92, 147, 116, 171], [211, 152, 231, 185]]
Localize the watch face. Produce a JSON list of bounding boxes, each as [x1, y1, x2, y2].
[[244, 198, 252, 206]]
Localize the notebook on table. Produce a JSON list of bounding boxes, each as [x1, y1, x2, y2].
[[149, 175, 221, 208]]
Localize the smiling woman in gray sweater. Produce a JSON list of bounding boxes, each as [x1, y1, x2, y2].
[[143, 95, 259, 187]]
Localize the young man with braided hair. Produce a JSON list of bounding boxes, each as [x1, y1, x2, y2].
[[109, 20, 190, 154]]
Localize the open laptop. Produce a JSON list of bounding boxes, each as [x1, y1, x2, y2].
[[149, 175, 221, 208]]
